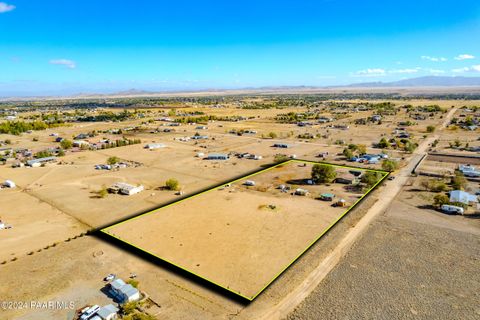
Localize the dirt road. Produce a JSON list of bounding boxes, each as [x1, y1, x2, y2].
[[257, 107, 457, 320]]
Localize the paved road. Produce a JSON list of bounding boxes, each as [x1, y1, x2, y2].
[[257, 107, 457, 320]]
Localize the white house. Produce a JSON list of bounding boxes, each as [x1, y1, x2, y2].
[[73, 140, 90, 148], [449, 190, 478, 205], [110, 183, 144, 195], [96, 304, 119, 320], [26, 156, 57, 167], [109, 279, 140, 303]]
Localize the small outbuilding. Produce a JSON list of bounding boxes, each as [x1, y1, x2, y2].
[[206, 153, 229, 160], [320, 193, 335, 201], [3, 180, 16, 188], [144, 143, 166, 150]]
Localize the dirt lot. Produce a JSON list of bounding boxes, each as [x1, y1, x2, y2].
[[0, 181, 381, 320], [1, 98, 475, 319], [287, 177, 480, 320], [103, 161, 380, 300], [0, 189, 86, 262]]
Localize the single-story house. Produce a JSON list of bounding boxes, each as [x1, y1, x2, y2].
[[109, 279, 140, 303], [26, 156, 57, 167], [449, 190, 478, 205], [109, 182, 144, 195], [73, 140, 90, 148], [96, 304, 119, 320], [335, 174, 358, 185]]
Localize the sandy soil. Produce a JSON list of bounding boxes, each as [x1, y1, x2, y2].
[[103, 161, 373, 300]]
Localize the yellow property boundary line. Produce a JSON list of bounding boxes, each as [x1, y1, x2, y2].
[[100, 159, 389, 301]]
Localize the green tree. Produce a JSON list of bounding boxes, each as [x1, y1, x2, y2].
[[426, 125, 435, 133], [107, 156, 120, 165], [60, 139, 73, 149], [274, 154, 289, 163], [433, 194, 449, 207], [451, 174, 467, 190], [361, 171, 383, 189], [377, 138, 390, 149], [342, 148, 353, 159], [347, 143, 357, 151], [381, 159, 398, 172], [121, 301, 138, 315], [357, 144, 367, 155], [165, 178, 180, 191], [311, 164, 337, 184], [404, 141, 417, 153]]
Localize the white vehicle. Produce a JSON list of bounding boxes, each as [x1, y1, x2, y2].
[[80, 305, 100, 320], [244, 180, 256, 186], [441, 204, 464, 215], [104, 274, 116, 281]]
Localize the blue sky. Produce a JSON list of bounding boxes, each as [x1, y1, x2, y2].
[[1, 0, 480, 96]]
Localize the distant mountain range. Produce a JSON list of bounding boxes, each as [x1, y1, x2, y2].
[[344, 76, 480, 88]]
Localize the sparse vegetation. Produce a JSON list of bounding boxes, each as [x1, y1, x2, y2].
[[165, 178, 180, 191]]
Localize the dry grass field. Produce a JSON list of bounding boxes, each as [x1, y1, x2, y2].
[[1, 97, 479, 319], [102, 161, 384, 300]]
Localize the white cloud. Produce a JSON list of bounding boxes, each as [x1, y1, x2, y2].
[[49, 59, 76, 69], [353, 68, 386, 76], [389, 68, 420, 74], [421, 55, 447, 62], [0, 2, 15, 13], [452, 65, 480, 73], [428, 69, 446, 74], [454, 54, 475, 60]]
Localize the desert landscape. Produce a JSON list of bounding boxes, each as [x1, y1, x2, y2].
[[0, 91, 478, 319]]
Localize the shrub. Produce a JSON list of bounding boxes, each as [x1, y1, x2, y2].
[[60, 139, 73, 149], [165, 178, 180, 191], [107, 156, 120, 165], [98, 185, 108, 198], [127, 279, 139, 288], [426, 125, 436, 133]]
